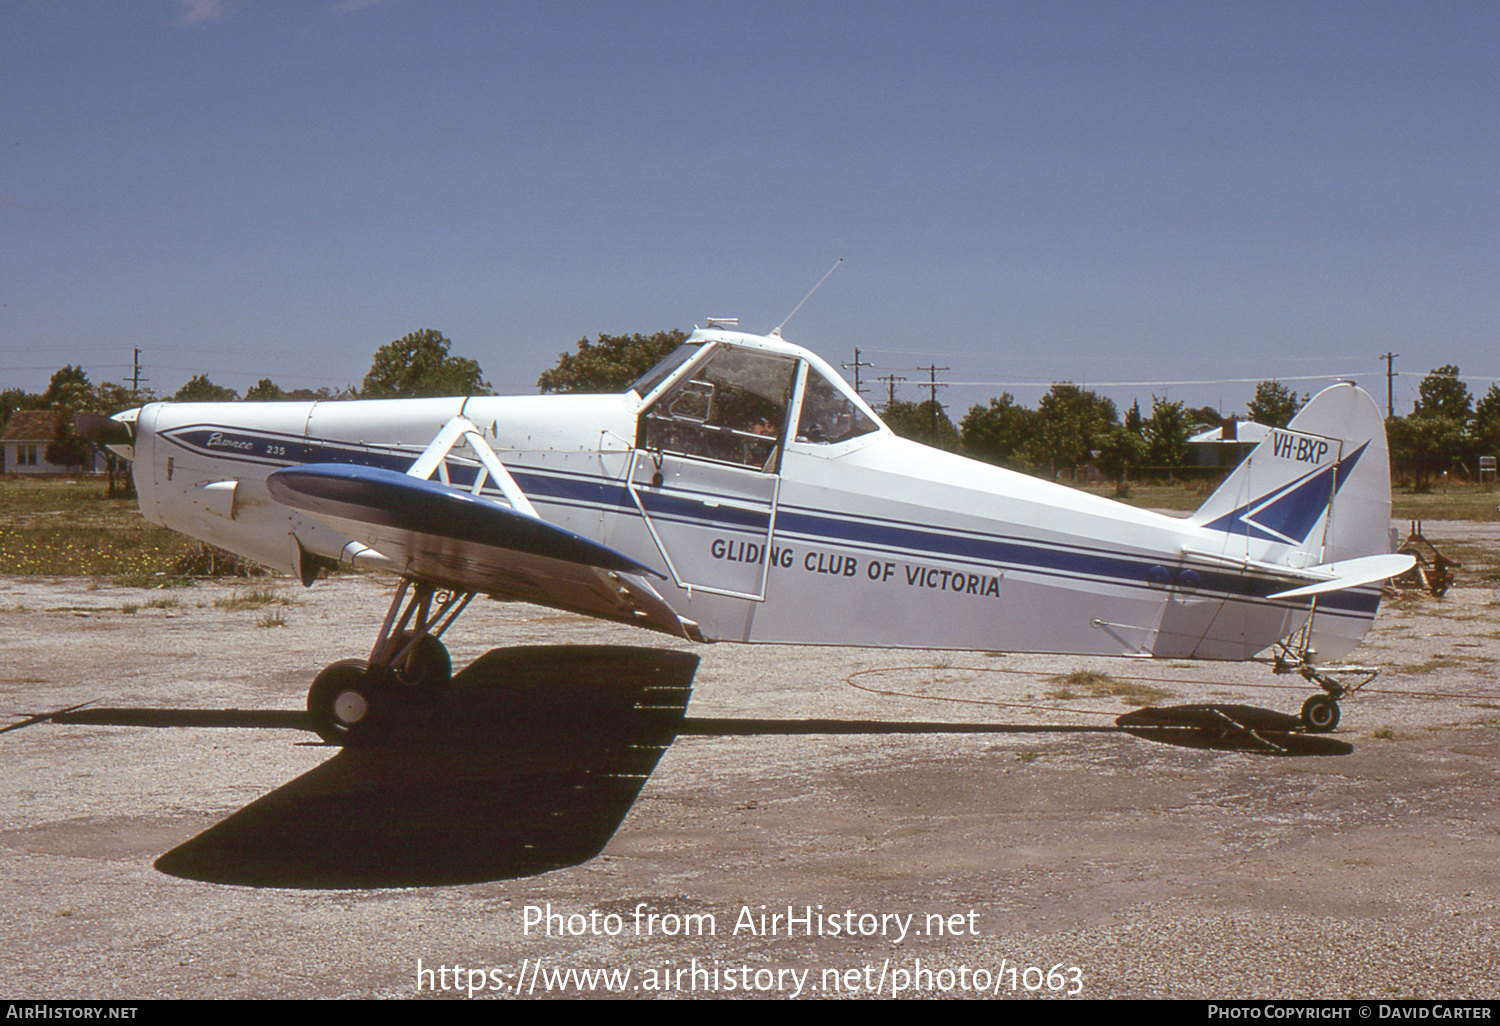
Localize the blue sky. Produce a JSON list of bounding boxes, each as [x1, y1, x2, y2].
[[3, 0, 1497, 420]]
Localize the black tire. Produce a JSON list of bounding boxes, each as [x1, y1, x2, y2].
[[1301, 694, 1341, 733], [391, 633, 452, 688], [308, 659, 377, 744]]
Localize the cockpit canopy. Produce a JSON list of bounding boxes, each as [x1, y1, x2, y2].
[[631, 334, 881, 471]]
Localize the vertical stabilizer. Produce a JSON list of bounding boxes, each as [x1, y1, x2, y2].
[[1190, 383, 1391, 569], [1188, 383, 1393, 662]]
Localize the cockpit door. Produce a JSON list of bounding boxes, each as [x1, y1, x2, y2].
[[627, 452, 780, 599], [627, 346, 797, 600]]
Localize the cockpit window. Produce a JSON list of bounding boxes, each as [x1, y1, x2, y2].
[[640, 347, 797, 470], [628, 343, 704, 399], [796, 368, 879, 444]]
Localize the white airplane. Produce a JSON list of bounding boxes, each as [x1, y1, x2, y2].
[[97, 325, 1412, 743]]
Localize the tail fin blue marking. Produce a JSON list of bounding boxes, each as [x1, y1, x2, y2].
[[1202, 442, 1368, 545]]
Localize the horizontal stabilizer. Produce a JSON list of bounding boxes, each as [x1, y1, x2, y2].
[[1265, 553, 1415, 600], [267, 464, 663, 579]]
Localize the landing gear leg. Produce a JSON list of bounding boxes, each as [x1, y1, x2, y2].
[[1273, 640, 1377, 734], [306, 578, 474, 744], [368, 579, 471, 684]]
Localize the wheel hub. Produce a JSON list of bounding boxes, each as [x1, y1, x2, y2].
[[332, 689, 370, 726]]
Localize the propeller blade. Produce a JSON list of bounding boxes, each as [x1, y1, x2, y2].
[[73, 411, 132, 446]]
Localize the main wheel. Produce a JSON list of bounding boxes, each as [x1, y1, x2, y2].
[[1301, 694, 1341, 733], [308, 659, 378, 744], [391, 633, 452, 688]]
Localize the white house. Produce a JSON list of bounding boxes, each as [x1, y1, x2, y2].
[[1, 410, 104, 474], [1187, 417, 1272, 467]]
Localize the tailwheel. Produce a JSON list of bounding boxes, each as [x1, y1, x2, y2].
[[1300, 694, 1341, 733], [308, 659, 379, 744]]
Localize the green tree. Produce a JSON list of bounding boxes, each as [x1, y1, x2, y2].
[[1475, 383, 1500, 427], [1472, 384, 1500, 459], [537, 330, 689, 394], [1142, 396, 1193, 468], [1028, 383, 1116, 476], [1387, 413, 1467, 491], [245, 378, 287, 401], [960, 393, 1039, 468], [42, 416, 92, 470], [1247, 380, 1304, 428], [43, 365, 93, 411], [1400, 366, 1479, 477], [1184, 405, 1223, 431], [362, 329, 491, 398], [173, 374, 239, 402], [1095, 423, 1146, 495], [92, 380, 153, 413], [1, 387, 43, 430], [286, 386, 354, 402], [883, 399, 961, 450], [1412, 365, 1472, 425], [39, 365, 95, 470]]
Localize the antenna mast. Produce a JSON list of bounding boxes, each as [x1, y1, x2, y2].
[[771, 258, 841, 338]]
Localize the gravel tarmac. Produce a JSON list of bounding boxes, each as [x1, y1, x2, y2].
[[1, 521, 1496, 1000]]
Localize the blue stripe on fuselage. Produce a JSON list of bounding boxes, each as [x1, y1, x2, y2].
[[158, 423, 1378, 617]]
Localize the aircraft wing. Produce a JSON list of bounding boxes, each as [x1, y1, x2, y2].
[[266, 464, 696, 639]]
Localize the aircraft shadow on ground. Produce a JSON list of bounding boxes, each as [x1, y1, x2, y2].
[[39, 655, 1348, 887], [1117, 704, 1355, 756], [155, 646, 699, 888]]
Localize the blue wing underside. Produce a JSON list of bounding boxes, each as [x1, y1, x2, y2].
[[266, 464, 690, 638]]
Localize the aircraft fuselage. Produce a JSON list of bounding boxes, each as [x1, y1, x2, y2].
[[128, 330, 1381, 662]]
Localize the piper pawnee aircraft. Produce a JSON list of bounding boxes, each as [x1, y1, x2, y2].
[[91, 323, 1412, 743]]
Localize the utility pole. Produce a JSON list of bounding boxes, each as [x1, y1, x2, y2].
[[877, 373, 906, 410], [920, 363, 949, 437], [842, 348, 872, 397], [132, 347, 142, 394], [1379, 352, 1399, 418]]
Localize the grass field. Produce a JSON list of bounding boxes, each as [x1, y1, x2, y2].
[[3, 473, 1496, 580], [0, 476, 194, 579], [1074, 478, 1500, 521]]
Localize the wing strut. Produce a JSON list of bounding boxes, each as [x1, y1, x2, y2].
[[406, 416, 538, 518]]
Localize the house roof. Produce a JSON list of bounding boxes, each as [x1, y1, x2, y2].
[[1, 409, 63, 443], [1188, 419, 1272, 445]]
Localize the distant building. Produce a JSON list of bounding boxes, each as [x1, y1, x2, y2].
[[1, 409, 104, 475], [1188, 416, 1271, 467]]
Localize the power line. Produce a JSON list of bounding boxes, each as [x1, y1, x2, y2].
[[940, 373, 1370, 388]]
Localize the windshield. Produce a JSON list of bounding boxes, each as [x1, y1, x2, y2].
[[639, 346, 798, 470], [796, 368, 879, 444], [628, 343, 705, 398]]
